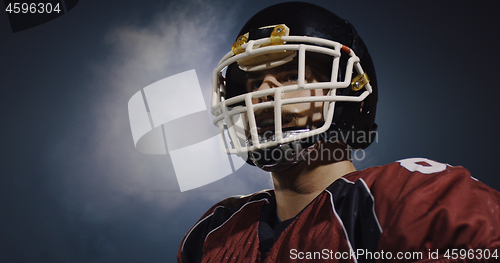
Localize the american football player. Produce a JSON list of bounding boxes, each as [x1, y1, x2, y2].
[[178, 2, 500, 262]]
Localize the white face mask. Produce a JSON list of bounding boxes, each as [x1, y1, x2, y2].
[[211, 24, 373, 169]]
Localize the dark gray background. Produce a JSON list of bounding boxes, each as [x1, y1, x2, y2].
[[1, 0, 499, 262]]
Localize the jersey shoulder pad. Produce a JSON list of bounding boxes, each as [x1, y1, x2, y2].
[[344, 157, 468, 188], [178, 190, 273, 263]]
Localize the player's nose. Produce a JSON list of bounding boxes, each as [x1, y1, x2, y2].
[[254, 75, 281, 103]]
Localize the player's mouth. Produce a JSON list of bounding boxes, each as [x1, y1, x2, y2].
[[255, 113, 297, 134]]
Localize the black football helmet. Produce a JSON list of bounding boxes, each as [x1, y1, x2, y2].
[[211, 2, 378, 171]]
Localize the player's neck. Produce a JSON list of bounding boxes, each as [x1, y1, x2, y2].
[[270, 142, 356, 221]]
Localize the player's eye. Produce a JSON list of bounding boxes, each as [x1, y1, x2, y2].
[[248, 80, 263, 91], [282, 73, 298, 84]]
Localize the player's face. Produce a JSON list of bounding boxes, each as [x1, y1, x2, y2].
[[243, 58, 329, 135]]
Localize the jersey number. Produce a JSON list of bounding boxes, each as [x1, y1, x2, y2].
[[397, 158, 447, 174]]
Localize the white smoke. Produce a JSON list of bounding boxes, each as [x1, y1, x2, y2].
[[49, 0, 272, 231]]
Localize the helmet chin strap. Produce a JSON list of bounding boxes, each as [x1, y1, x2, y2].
[[248, 130, 324, 172], [246, 124, 362, 172]]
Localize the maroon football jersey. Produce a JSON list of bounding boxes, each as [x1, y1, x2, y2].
[[178, 158, 500, 262]]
